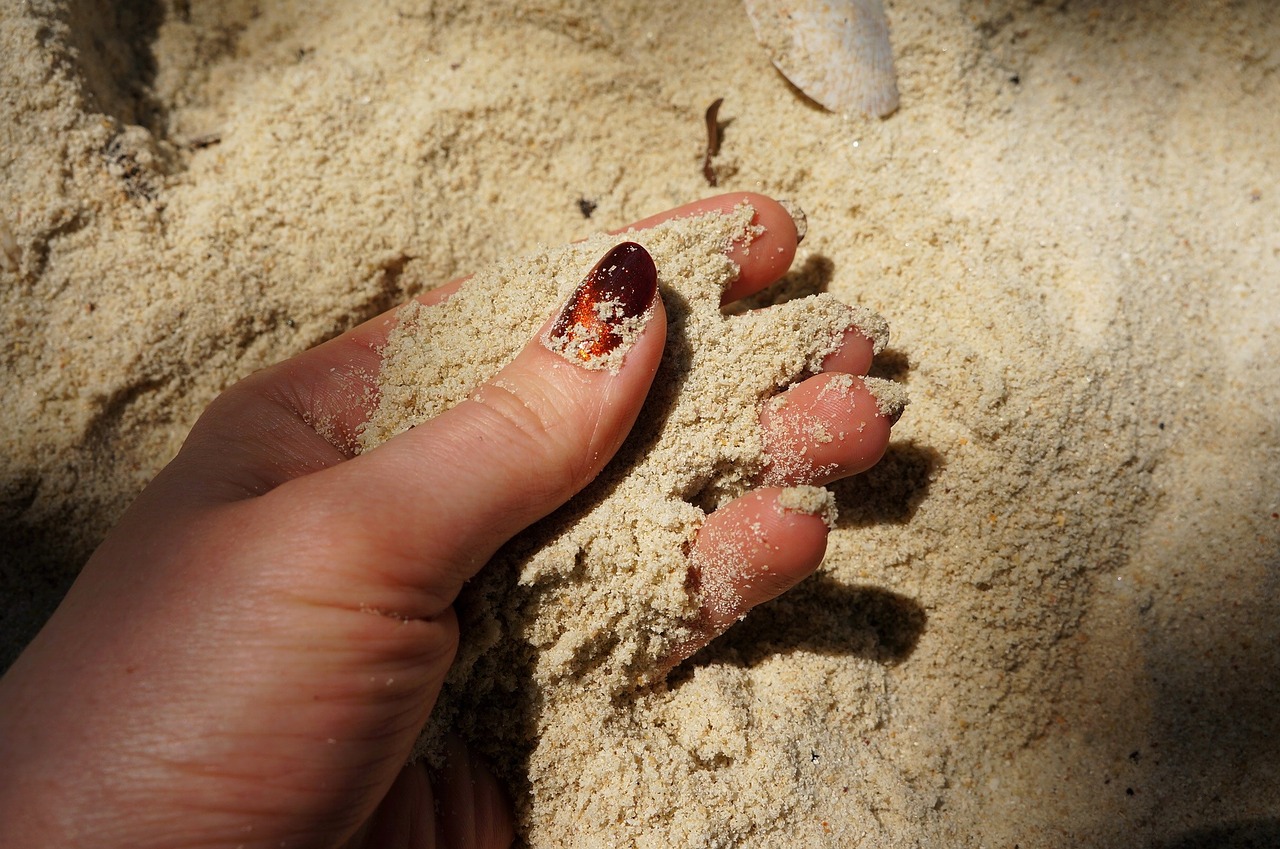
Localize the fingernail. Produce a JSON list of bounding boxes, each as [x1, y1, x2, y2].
[[544, 241, 658, 367]]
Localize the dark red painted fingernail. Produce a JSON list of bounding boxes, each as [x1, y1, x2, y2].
[[545, 242, 658, 365]]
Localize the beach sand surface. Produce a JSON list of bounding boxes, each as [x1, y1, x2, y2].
[[2, 1, 1278, 845]]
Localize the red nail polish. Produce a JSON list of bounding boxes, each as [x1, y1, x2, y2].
[[545, 242, 658, 365]]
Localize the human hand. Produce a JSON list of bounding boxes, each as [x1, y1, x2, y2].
[[0, 194, 896, 849]]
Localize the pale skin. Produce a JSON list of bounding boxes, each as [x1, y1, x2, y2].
[[0, 194, 894, 848]]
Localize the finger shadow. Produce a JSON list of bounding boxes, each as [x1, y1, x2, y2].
[[867, 345, 910, 382], [830, 439, 941, 529], [673, 577, 926, 680], [66, 0, 167, 133]]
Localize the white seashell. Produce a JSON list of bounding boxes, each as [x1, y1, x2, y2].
[[743, 0, 899, 118]]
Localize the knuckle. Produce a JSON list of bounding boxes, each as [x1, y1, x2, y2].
[[465, 378, 591, 494]]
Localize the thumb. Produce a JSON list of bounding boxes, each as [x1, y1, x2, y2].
[[290, 241, 665, 617]]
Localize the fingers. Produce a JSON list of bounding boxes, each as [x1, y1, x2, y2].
[[345, 762, 433, 849], [349, 746, 513, 849], [759, 372, 894, 487], [818, 325, 877, 376], [669, 364, 900, 668], [169, 193, 802, 506], [620, 192, 800, 303], [668, 487, 832, 668], [428, 738, 515, 849], [674, 322, 900, 668]]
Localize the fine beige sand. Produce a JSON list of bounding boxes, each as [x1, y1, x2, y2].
[[2, 1, 1278, 846]]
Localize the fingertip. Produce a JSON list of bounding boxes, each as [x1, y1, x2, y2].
[[617, 193, 800, 304], [720, 193, 801, 303], [688, 486, 831, 640], [819, 326, 878, 376], [760, 373, 894, 487]]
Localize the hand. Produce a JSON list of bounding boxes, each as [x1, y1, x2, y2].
[[0, 194, 895, 849]]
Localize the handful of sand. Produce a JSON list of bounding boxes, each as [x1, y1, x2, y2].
[[359, 203, 895, 845]]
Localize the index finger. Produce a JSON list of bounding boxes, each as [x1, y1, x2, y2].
[[179, 194, 802, 497]]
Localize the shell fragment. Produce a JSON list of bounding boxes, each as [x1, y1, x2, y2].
[[743, 0, 900, 118]]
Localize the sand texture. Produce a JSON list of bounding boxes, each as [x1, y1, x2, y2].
[[3, 1, 1279, 846]]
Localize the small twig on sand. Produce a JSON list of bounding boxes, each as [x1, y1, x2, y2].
[[702, 98, 724, 186]]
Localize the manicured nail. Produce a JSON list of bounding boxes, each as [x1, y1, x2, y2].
[[544, 242, 658, 367]]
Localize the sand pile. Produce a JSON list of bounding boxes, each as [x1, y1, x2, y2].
[[2, 1, 1278, 846]]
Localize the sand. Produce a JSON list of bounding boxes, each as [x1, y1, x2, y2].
[[2, 1, 1278, 846]]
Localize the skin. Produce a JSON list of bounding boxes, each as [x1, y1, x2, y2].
[[0, 194, 895, 849]]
